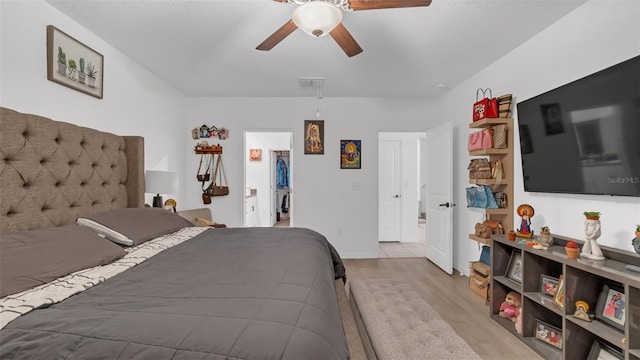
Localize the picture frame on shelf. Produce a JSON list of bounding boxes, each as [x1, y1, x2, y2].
[[534, 319, 563, 349], [540, 275, 559, 297], [506, 250, 523, 283], [595, 283, 625, 331], [553, 275, 565, 309], [586, 340, 623, 360]]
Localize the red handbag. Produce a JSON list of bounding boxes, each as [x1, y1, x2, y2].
[[473, 88, 498, 121]]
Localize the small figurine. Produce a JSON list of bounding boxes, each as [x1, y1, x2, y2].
[[625, 226, 640, 273], [573, 300, 592, 322], [499, 291, 521, 323], [516, 204, 534, 238], [581, 212, 605, 260]]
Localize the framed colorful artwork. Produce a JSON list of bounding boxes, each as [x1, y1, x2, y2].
[[340, 140, 361, 169], [249, 149, 262, 161], [46, 25, 104, 99], [304, 120, 324, 154]]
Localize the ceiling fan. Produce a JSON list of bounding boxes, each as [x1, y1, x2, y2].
[[256, 0, 432, 57]]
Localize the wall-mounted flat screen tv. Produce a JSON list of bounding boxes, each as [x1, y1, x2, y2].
[[516, 55, 640, 197]]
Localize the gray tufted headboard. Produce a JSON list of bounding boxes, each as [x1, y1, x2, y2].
[[0, 107, 144, 233]]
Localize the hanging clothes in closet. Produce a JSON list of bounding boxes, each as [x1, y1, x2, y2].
[[277, 157, 289, 189], [281, 192, 289, 214]]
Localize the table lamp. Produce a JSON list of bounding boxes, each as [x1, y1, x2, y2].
[[145, 170, 178, 208]]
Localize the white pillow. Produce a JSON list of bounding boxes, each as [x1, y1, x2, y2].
[[76, 217, 133, 246]]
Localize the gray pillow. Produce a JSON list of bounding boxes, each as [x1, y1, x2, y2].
[[0, 225, 126, 297], [77, 208, 194, 246]]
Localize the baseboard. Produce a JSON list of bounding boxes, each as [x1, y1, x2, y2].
[[341, 251, 380, 259]]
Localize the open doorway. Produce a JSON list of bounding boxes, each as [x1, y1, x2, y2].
[[378, 132, 426, 257], [244, 131, 292, 227]]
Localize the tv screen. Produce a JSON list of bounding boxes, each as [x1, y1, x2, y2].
[[516, 55, 640, 197]]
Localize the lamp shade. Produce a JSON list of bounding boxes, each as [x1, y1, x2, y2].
[[145, 170, 178, 195], [292, 1, 343, 37]]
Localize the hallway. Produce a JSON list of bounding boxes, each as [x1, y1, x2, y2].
[[378, 218, 426, 258]]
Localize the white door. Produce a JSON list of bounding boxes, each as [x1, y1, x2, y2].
[[426, 122, 454, 274], [378, 139, 402, 242]]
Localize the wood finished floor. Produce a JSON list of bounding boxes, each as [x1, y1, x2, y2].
[[343, 258, 543, 360]]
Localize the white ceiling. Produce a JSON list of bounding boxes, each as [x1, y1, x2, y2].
[[46, 0, 586, 98]]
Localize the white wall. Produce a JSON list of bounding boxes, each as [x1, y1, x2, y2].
[[0, 1, 187, 205], [245, 132, 291, 227], [185, 97, 440, 258], [441, 0, 640, 274]]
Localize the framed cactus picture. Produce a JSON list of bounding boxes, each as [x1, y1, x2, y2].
[[46, 25, 104, 99]]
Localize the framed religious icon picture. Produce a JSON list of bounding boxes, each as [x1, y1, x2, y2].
[[340, 140, 361, 169], [304, 120, 324, 154]]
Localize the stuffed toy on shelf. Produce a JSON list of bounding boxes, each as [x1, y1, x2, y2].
[[499, 291, 522, 323]]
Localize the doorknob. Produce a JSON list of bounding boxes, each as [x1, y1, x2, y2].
[[394, 194, 401, 198], [439, 202, 455, 208]]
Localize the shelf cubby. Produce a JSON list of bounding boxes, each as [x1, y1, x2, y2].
[[522, 297, 563, 360]]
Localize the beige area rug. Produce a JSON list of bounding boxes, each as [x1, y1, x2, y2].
[[350, 278, 481, 360]]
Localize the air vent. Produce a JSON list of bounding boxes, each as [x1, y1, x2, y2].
[[298, 77, 325, 89]]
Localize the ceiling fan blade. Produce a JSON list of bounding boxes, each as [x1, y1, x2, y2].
[[330, 23, 363, 57], [349, 0, 432, 11], [256, 20, 298, 51]]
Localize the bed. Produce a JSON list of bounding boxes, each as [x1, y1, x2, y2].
[[0, 107, 364, 359]]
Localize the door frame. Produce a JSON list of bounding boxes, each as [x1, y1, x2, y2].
[[243, 130, 293, 227], [378, 132, 425, 244]]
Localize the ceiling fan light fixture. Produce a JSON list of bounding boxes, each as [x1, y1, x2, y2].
[[292, 1, 343, 38]]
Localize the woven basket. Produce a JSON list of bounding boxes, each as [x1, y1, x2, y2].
[[497, 94, 512, 118]]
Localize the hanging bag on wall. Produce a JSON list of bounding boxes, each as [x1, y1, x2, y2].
[[201, 155, 215, 204], [196, 154, 211, 182], [207, 154, 229, 197], [473, 88, 499, 122]]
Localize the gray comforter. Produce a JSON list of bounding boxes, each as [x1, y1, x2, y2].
[[0, 228, 349, 360]]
